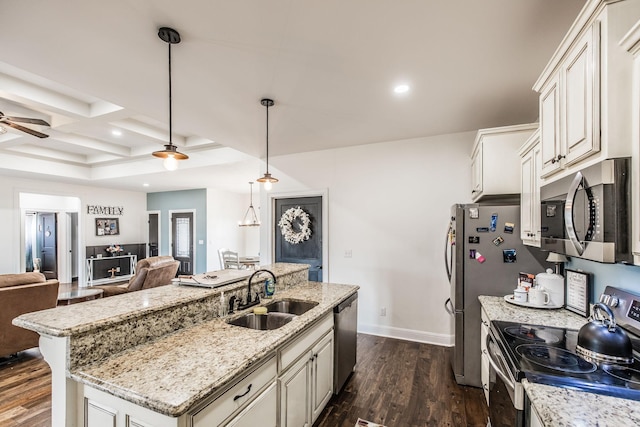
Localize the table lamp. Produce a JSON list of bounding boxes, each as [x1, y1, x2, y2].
[[546, 252, 569, 275]]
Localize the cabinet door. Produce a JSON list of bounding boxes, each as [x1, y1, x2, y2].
[[520, 148, 534, 241], [280, 355, 311, 427], [311, 332, 334, 423], [563, 24, 599, 166], [531, 143, 542, 246], [471, 142, 482, 199], [225, 382, 277, 427], [540, 76, 562, 177]]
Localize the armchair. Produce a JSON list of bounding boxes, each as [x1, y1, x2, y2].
[[0, 272, 59, 357], [94, 256, 179, 297]]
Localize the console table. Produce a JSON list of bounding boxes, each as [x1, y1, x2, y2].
[[57, 288, 104, 305], [86, 254, 137, 285]]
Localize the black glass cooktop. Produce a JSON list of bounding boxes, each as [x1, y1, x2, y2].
[[491, 320, 640, 401]]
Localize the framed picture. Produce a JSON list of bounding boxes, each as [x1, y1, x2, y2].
[[96, 218, 119, 236], [565, 269, 592, 317]]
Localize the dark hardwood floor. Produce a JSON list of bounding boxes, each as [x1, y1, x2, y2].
[[0, 349, 51, 427], [315, 334, 489, 427], [0, 334, 488, 427]]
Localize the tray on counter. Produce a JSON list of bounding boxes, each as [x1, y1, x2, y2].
[[503, 294, 562, 310]]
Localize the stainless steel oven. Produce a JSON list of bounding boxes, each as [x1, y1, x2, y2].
[[486, 327, 525, 427], [487, 286, 640, 427]]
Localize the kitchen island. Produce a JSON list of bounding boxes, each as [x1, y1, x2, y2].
[[479, 296, 640, 427], [14, 263, 359, 427]]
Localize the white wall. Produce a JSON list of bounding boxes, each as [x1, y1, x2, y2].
[[206, 188, 260, 270], [0, 175, 147, 282], [260, 132, 474, 345]]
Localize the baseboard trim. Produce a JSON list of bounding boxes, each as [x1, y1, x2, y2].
[[358, 323, 453, 347]]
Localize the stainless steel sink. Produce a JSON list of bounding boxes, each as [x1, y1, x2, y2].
[[227, 312, 296, 330], [264, 299, 318, 315]]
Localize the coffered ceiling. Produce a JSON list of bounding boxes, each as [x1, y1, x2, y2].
[[0, 0, 586, 193]]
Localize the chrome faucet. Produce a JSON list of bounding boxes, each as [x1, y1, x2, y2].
[[238, 269, 277, 310]]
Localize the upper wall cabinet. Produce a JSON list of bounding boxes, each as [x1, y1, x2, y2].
[[620, 18, 640, 266], [470, 124, 537, 202], [534, 0, 640, 182], [519, 129, 542, 247]]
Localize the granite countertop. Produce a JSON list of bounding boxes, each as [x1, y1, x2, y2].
[[523, 380, 640, 427], [14, 263, 308, 337], [478, 295, 587, 330], [479, 296, 640, 427], [71, 281, 358, 417]]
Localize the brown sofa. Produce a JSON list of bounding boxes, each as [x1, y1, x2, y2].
[[0, 272, 59, 358], [94, 256, 180, 297]]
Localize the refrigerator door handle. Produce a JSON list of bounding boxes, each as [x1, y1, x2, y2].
[[444, 222, 453, 282], [444, 298, 454, 315]]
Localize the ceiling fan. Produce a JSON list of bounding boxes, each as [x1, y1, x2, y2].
[[0, 111, 50, 138]]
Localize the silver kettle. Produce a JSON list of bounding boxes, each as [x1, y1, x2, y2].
[[576, 303, 633, 365]]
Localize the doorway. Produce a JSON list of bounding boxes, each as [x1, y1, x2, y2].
[[147, 211, 160, 257], [171, 210, 195, 275], [20, 193, 82, 285], [25, 212, 58, 279], [274, 196, 323, 281]]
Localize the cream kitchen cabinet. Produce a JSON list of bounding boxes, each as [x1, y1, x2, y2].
[[470, 124, 537, 202], [225, 383, 277, 427], [279, 314, 334, 427], [534, 0, 640, 181], [621, 19, 640, 266], [519, 130, 542, 247], [539, 25, 598, 178], [190, 356, 277, 427]]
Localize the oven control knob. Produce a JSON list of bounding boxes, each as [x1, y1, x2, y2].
[[600, 294, 611, 305], [608, 296, 620, 308]]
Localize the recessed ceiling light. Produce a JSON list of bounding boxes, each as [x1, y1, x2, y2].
[[111, 129, 122, 136], [394, 84, 410, 94], [143, 183, 150, 187]]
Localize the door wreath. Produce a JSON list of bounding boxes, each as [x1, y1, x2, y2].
[[278, 206, 312, 244]]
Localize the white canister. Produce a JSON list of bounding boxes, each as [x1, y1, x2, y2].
[[535, 268, 565, 307], [513, 288, 528, 303]]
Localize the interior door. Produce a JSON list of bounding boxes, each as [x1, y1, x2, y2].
[[38, 212, 57, 280], [275, 197, 323, 281], [148, 212, 159, 257], [171, 211, 194, 275]]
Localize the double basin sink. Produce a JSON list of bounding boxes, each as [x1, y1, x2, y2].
[[227, 299, 318, 331]]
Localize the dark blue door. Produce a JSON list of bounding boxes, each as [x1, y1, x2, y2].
[[274, 196, 322, 282]]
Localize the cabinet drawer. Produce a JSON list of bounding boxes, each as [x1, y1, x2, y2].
[[192, 355, 277, 427], [280, 313, 333, 372]]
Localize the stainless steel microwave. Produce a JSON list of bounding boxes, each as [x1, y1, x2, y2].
[[539, 158, 631, 263]]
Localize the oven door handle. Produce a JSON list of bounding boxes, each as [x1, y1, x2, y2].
[[486, 336, 515, 388], [486, 333, 524, 410], [564, 171, 585, 255]]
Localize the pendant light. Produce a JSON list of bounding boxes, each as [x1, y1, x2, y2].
[[238, 182, 261, 227], [256, 98, 278, 190], [152, 27, 188, 170]]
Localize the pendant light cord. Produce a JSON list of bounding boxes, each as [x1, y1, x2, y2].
[[265, 102, 269, 173], [168, 42, 173, 146]]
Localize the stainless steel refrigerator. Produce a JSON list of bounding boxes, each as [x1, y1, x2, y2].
[[444, 203, 548, 387]]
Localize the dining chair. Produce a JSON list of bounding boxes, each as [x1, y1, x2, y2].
[[220, 249, 241, 269]]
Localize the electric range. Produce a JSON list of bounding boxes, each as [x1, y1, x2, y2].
[[491, 320, 640, 401], [486, 286, 640, 427], [491, 285, 640, 401]]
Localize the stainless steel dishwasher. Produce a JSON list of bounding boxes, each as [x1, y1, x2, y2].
[[334, 292, 358, 394]]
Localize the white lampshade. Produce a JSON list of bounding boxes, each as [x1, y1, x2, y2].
[[546, 252, 569, 263]]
